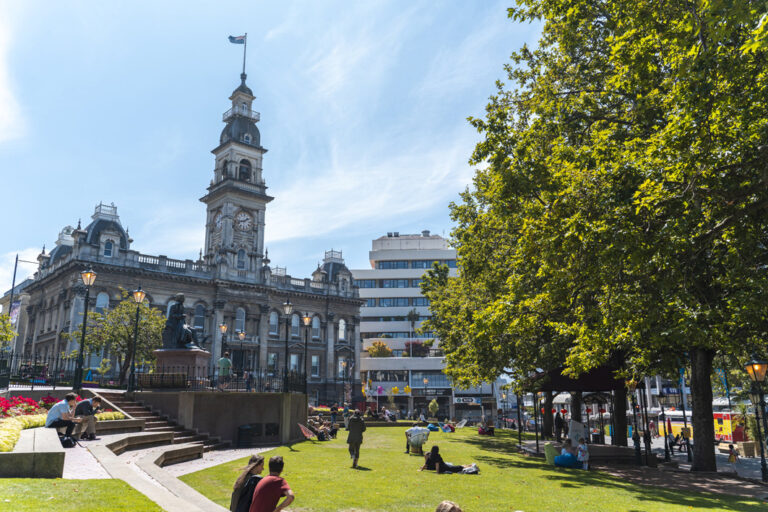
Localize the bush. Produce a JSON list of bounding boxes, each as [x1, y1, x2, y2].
[[0, 414, 46, 452], [96, 411, 125, 421], [368, 341, 393, 358]]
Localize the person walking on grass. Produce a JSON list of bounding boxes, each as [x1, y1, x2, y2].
[[249, 456, 294, 512], [231, 454, 264, 512], [346, 409, 366, 468]]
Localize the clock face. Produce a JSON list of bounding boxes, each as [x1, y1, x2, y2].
[[214, 212, 223, 231], [235, 211, 252, 231]]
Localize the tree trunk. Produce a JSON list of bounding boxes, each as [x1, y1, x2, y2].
[[543, 390, 554, 439], [613, 388, 628, 446], [690, 348, 717, 472], [118, 354, 129, 385], [571, 391, 583, 423]]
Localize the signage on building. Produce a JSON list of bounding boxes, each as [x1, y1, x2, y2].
[[454, 397, 481, 405]]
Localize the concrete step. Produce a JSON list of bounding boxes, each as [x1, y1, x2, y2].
[[173, 434, 207, 444], [145, 426, 176, 433], [203, 441, 230, 452]]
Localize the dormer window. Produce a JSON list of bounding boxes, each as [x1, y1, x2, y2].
[[104, 240, 113, 257], [243, 134, 252, 144], [239, 159, 251, 181]]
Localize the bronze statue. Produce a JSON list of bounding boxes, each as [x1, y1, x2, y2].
[[161, 294, 200, 349]]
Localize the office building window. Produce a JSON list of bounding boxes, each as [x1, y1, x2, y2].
[[445, 260, 458, 268], [363, 298, 376, 307], [411, 260, 438, 269], [412, 297, 430, 306], [381, 279, 409, 288], [311, 355, 320, 377], [379, 298, 409, 307], [354, 279, 376, 288], [377, 260, 408, 269], [411, 279, 423, 287]]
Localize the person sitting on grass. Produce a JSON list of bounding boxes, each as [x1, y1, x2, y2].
[[435, 501, 463, 512], [230, 454, 264, 512], [406, 423, 429, 454], [419, 445, 471, 474], [249, 455, 294, 512], [554, 439, 579, 468]]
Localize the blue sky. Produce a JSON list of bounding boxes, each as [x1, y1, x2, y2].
[[0, 1, 540, 293]]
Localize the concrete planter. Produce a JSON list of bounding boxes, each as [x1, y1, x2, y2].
[[0, 427, 64, 478]]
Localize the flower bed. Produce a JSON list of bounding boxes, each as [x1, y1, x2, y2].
[[0, 395, 126, 452]]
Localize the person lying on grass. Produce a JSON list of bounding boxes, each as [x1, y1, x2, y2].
[[419, 445, 474, 474]]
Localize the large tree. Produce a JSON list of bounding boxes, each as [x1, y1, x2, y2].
[[424, 0, 768, 470], [0, 314, 15, 347]]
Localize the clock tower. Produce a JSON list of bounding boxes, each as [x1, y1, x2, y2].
[[201, 72, 273, 281]]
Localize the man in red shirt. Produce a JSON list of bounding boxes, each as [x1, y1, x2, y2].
[[249, 455, 294, 512]]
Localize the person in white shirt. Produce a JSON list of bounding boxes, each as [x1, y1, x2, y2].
[[45, 393, 81, 437]]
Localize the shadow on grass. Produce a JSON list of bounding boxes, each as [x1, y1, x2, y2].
[[353, 466, 372, 471], [472, 451, 766, 511]]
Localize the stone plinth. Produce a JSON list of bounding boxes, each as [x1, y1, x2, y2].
[[153, 348, 211, 378]]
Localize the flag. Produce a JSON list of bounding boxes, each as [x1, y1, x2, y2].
[[228, 35, 246, 44], [9, 301, 20, 326]]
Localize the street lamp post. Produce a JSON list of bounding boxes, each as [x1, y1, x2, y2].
[[627, 380, 642, 466], [340, 360, 348, 404], [282, 300, 293, 392], [73, 268, 96, 391], [302, 313, 311, 397], [219, 323, 227, 384], [658, 391, 670, 462], [128, 286, 146, 393], [238, 331, 246, 372], [745, 355, 768, 482], [516, 393, 523, 447]]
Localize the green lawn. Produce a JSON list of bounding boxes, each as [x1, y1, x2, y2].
[[0, 479, 162, 512], [180, 427, 765, 512]]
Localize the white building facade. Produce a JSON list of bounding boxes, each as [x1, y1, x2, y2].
[[352, 231, 499, 421]]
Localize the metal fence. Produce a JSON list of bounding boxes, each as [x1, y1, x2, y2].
[[0, 353, 126, 391], [135, 367, 306, 393]]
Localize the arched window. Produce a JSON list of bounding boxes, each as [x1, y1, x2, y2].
[[235, 308, 246, 333], [221, 159, 229, 178], [239, 159, 251, 182], [95, 292, 110, 314], [291, 314, 300, 338], [103, 240, 113, 257], [311, 316, 320, 339], [269, 312, 279, 335], [193, 304, 205, 330], [237, 249, 247, 270], [338, 319, 346, 341]]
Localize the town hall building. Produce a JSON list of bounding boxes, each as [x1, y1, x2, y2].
[[14, 72, 362, 405]]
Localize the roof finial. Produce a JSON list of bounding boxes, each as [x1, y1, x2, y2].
[[41, 244, 46, 254], [77, 219, 82, 230]]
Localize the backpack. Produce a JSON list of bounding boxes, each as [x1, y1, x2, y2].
[[58, 433, 77, 448], [461, 463, 479, 474]]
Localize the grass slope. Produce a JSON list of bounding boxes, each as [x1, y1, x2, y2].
[[181, 427, 765, 512], [0, 479, 162, 512]]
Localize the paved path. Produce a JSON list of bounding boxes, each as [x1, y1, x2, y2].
[[165, 445, 276, 477]]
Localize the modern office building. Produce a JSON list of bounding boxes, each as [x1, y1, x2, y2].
[[352, 231, 499, 420]]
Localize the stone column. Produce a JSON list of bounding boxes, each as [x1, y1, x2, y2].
[[212, 300, 226, 369], [325, 313, 336, 383], [258, 305, 270, 371]]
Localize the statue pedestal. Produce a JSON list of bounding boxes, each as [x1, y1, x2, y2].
[[153, 348, 211, 378]]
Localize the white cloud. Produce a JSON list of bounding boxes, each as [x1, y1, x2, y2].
[[265, 127, 474, 243], [0, 3, 25, 143], [0, 248, 39, 299]]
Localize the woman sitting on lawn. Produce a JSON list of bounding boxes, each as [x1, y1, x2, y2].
[[554, 439, 579, 468], [229, 454, 264, 512], [419, 445, 470, 474]]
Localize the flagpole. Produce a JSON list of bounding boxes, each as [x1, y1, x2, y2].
[[242, 33, 247, 75]]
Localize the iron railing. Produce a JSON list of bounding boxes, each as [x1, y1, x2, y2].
[[0, 353, 125, 390], [135, 367, 306, 393]]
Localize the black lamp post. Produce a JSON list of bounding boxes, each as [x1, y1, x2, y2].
[[302, 313, 311, 396], [282, 299, 293, 391], [658, 391, 670, 462], [128, 286, 145, 393], [238, 330, 246, 371], [745, 355, 768, 482], [73, 268, 96, 391], [341, 360, 348, 404], [627, 379, 642, 465]]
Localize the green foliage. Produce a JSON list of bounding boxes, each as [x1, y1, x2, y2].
[[64, 289, 165, 384], [0, 314, 16, 347], [367, 340, 393, 358], [428, 399, 439, 417], [422, 0, 768, 470]]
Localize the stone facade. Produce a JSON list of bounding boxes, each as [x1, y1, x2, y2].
[[16, 74, 362, 406]]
